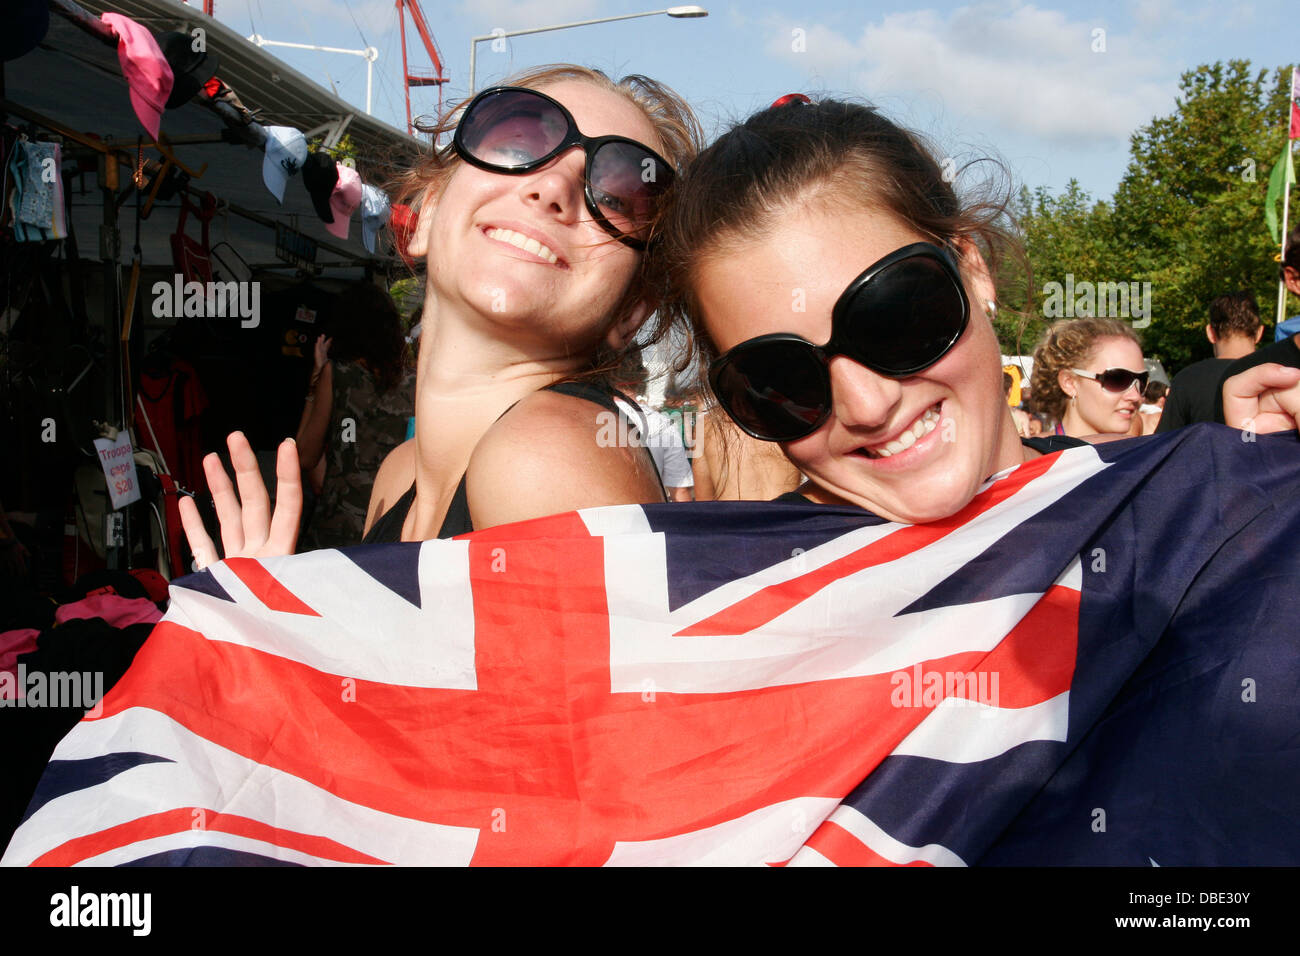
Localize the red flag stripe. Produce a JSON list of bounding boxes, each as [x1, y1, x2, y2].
[[224, 557, 320, 616], [677, 452, 1063, 636], [803, 819, 933, 866], [34, 807, 388, 867]]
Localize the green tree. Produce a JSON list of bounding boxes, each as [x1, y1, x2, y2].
[[1010, 61, 1295, 373], [1109, 61, 1293, 371], [1001, 181, 1115, 355]]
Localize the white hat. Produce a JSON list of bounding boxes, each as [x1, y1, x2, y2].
[[262, 126, 308, 204], [360, 184, 392, 254]]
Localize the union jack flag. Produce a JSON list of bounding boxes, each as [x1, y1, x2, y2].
[[5, 425, 1300, 866]]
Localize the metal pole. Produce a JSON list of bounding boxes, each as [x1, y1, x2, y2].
[[468, 8, 707, 94], [1278, 143, 1294, 327]]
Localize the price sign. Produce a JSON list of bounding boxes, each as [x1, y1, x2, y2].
[[93, 431, 142, 510]]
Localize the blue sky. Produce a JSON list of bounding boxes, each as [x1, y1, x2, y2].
[[222, 0, 1297, 203]]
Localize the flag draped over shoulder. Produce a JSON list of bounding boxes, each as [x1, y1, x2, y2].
[[4, 425, 1300, 867]]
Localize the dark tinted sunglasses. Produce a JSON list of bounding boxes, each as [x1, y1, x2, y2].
[[452, 86, 674, 249], [1070, 367, 1149, 394], [708, 242, 970, 442]]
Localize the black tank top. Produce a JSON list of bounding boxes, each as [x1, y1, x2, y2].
[[361, 380, 660, 543]]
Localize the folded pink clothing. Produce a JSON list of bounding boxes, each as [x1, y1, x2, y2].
[[54, 593, 162, 631], [0, 628, 41, 673]]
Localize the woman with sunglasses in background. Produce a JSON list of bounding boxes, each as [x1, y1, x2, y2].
[[181, 66, 701, 561], [1029, 319, 1147, 439]]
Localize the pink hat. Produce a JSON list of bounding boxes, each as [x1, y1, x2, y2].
[[102, 13, 173, 140], [326, 163, 362, 240]]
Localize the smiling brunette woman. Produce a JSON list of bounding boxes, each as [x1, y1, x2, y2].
[[180, 66, 702, 561], [645, 95, 1300, 864], [653, 95, 1300, 522]]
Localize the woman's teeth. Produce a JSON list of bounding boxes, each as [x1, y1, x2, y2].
[[487, 227, 559, 264], [864, 406, 941, 459]]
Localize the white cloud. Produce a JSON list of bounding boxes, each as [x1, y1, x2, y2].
[[455, 0, 603, 29], [766, 2, 1177, 147]]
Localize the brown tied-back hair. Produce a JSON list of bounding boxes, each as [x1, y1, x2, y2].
[[388, 65, 703, 381], [649, 96, 1029, 390], [1030, 318, 1141, 422]]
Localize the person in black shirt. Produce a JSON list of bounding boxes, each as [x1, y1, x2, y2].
[[1156, 290, 1262, 431]]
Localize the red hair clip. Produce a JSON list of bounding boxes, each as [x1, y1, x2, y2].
[[770, 93, 811, 109]]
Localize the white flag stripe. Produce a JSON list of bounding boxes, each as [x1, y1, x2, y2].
[[893, 691, 1072, 763], [1, 708, 478, 867], [167, 544, 478, 690], [825, 804, 967, 866], [612, 590, 1050, 694], [784, 846, 836, 867], [604, 795, 840, 866], [579, 503, 654, 537], [607, 454, 1098, 694], [75, 829, 371, 867]]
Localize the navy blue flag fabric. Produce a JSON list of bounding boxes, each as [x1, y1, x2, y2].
[[3, 424, 1298, 866]]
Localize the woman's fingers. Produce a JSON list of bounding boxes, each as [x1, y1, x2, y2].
[[204, 449, 245, 556], [187, 432, 304, 568], [227, 431, 272, 551], [266, 438, 303, 556], [178, 494, 219, 571], [1222, 363, 1300, 431]]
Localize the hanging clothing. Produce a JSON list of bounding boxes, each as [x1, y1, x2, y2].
[[136, 357, 209, 494]]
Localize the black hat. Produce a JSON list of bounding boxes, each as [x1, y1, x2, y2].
[[302, 151, 337, 224], [2, 0, 49, 63], [159, 31, 220, 109]]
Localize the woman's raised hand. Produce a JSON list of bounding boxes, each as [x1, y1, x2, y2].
[[178, 431, 303, 572], [1222, 363, 1300, 436]]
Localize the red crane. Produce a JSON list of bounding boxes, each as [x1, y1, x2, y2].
[[396, 0, 449, 136]]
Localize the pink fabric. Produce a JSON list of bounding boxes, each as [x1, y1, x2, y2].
[[55, 593, 162, 630], [326, 164, 362, 239], [0, 628, 40, 673], [102, 13, 173, 139]]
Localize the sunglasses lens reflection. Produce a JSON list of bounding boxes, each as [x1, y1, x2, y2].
[[458, 90, 569, 168], [842, 256, 966, 375], [589, 141, 667, 238], [716, 342, 829, 441], [1097, 370, 1148, 393]]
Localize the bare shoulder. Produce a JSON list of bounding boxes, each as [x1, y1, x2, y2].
[[364, 438, 416, 534], [465, 388, 663, 529]]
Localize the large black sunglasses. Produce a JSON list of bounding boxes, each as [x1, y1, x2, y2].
[[708, 242, 970, 442], [452, 86, 674, 249]]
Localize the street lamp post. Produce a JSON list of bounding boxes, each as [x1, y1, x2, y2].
[[248, 35, 381, 114], [468, 6, 708, 95]]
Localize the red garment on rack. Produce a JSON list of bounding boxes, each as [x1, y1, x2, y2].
[[136, 357, 208, 495]]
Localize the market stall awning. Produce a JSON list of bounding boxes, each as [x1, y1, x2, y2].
[[4, 0, 424, 272]]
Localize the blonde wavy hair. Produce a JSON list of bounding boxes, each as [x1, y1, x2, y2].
[[1030, 318, 1142, 422]]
